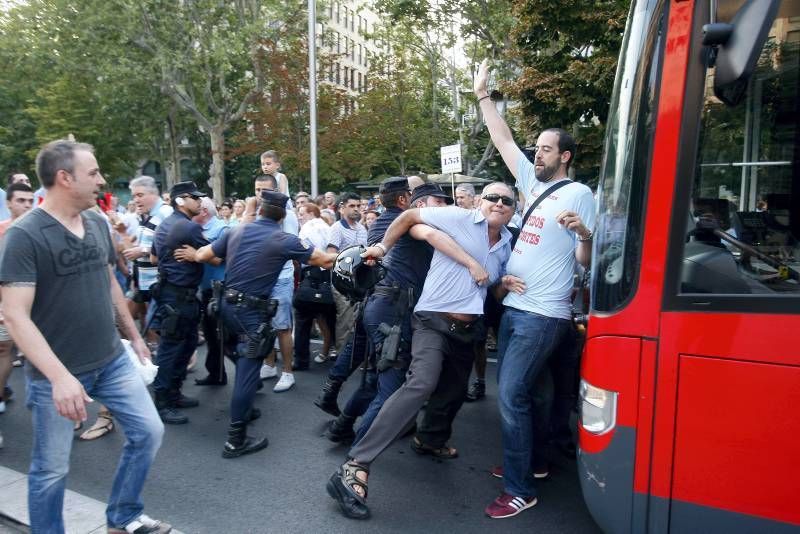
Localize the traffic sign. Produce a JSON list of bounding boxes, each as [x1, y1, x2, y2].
[[440, 144, 462, 174]]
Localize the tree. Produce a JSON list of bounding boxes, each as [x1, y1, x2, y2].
[[125, 0, 312, 200], [506, 0, 630, 181]]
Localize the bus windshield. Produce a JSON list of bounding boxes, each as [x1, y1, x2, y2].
[[592, 0, 665, 312]]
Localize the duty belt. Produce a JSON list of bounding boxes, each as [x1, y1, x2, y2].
[[224, 289, 273, 311], [160, 282, 198, 302], [373, 285, 414, 303]]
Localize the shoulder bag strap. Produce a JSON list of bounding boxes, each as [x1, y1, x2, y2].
[[512, 179, 572, 248]]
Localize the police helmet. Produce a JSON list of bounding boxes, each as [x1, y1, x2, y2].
[[332, 245, 386, 300]]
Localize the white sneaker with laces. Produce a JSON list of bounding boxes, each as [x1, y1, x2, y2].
[[313, 352, 328, 364], [259, 364, 278, 380], [273, 372, 295, 392]]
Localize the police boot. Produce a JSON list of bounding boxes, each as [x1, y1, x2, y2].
[[314, 377, 343, 416], [325, 413, 356, 444], [221, 422, 269, 459], [155, 391, 188, 425]]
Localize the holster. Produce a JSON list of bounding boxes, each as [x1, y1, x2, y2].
[[244, 321, 276, 360], [161, 304, 180, 338], [376, 322, 402, 371]]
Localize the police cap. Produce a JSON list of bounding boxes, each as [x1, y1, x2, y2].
[[170, 181, 207, 199], [261, 189, 289, 209], [379, 176, 409, 194], [409, 183, 453, 205]]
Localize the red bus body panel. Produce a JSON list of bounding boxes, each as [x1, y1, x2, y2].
[[579, 0, 800, 532]]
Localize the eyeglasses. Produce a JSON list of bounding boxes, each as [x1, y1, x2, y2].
[[482, 193, 514, 207], [179, 194, 200, 201]]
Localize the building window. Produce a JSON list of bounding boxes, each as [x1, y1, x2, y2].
[[357, 72, 362, 92], [343, 66, 349, 88], [335, 2, 340, 23], [336, 32, 340, 53], [335, 62, 340, 84], [342, 5, 348, 27]]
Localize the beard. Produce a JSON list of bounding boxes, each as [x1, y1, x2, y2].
[[535, 161, 559, 182]]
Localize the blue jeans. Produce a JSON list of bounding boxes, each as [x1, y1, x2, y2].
[[496, 307, 571, 498], [26, 352, 164, 533]]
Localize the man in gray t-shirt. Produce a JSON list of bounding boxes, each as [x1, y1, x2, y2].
[[0, 140, 169, 534], [325, 181, 515, 520]]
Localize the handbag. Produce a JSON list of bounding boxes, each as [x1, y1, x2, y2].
[[293, 267, 334, 306]]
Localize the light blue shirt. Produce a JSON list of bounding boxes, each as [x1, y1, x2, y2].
[[0, 189, 9, 222], [200, 216, 228, 290], [414, 206, 511, 315]]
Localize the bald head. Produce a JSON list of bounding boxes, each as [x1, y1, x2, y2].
[[408, 175, 425, 191]]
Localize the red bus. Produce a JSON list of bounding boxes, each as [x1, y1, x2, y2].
[[577, 0, 799, 531]]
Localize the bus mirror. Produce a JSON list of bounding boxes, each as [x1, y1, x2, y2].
[[711, 0, 780, 106]]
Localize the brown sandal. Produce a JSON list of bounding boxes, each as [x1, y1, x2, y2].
[[79, 411, 114, 441], [411, 436, 459, 459]]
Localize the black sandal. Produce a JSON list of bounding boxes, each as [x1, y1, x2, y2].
[[326, 460, 371, 519], [411, 436, 459, 459]]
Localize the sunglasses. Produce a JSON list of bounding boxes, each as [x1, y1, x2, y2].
[[482, 193, 515, 207]]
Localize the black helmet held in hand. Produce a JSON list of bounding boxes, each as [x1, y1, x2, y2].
[[332, 245, 386, 301]]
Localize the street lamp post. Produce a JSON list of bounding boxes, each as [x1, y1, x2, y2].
[[308, 0, 319, 197]]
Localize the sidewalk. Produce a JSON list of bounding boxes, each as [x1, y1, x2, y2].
[[0, 466, 182, 534]]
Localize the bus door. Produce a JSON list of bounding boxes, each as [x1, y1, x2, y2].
[[656, 0, 800, 530]]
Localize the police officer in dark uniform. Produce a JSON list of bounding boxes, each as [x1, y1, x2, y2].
[[314, 177, 412, 421], [326, 182, 458, 444], [151, 181, 209, 424], [196, 190, 336, 458]]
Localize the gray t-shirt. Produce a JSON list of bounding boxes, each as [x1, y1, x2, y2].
[[0, 209, 124, 379]]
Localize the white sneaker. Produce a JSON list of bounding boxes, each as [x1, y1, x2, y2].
[[313, 352, 328, 364], [259, 364, 278, 380], [273, 372, 295, 393], [114, 513, 172, 533]]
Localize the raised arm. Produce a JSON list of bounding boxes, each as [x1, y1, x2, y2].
[[408, 224, 489, 285], [2, 283, 93, 422], [474, 59, 524, 182]]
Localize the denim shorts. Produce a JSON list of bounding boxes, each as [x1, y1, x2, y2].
[[270, 277, 294, 330]]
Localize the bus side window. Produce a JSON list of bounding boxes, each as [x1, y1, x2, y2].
[[679, 0, 799, 297]]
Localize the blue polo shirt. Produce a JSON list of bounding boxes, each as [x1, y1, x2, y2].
[[153, 210, 208, 287], [373, 207, 434, 296], [212, 219, 314, 299]]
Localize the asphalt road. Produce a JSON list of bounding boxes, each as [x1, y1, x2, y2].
[[0, 346, 601, 534]]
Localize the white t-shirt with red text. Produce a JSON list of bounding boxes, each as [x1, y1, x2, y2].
[[503, 155, 595, 320]]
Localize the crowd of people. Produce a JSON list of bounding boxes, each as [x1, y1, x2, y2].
[[0, 60, 595, 533]]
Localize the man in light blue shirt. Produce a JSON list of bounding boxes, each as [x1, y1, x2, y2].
[[325, 181, 515, 520]]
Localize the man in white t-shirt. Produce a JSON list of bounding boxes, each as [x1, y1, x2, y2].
[[475, 59, 596, 519]]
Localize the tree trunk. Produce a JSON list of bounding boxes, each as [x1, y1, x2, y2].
[[164, 109, 181, 189], [209, 126, 226, 201]]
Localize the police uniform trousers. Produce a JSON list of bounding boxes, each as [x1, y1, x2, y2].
[[200, 288, 227, 382], [348, 311, 483, 464], [348, 292, 412, 444], [220, 300, 270, 423], [153, 284, 200, 401]]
